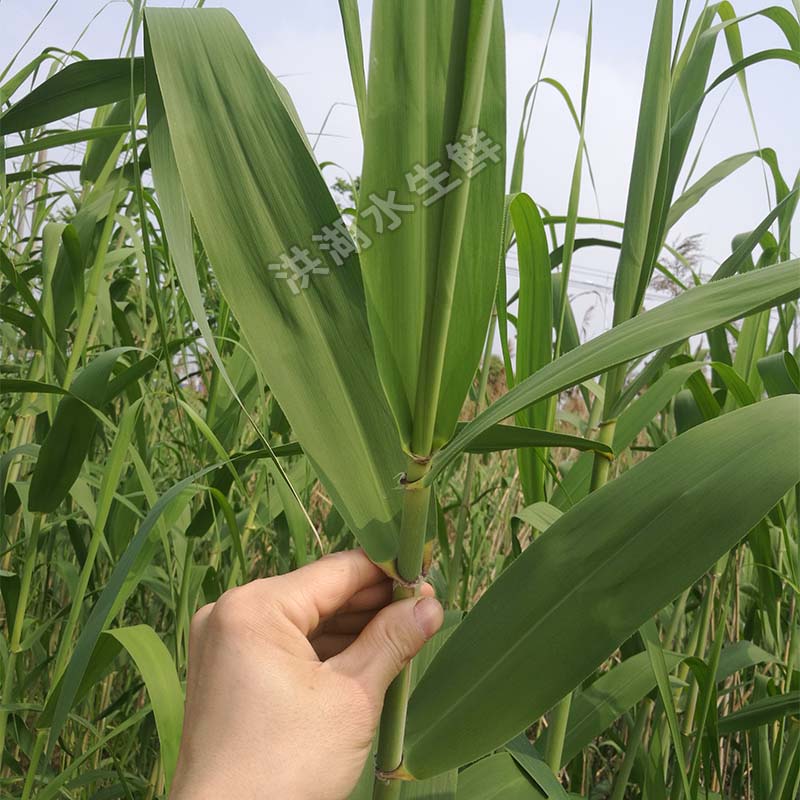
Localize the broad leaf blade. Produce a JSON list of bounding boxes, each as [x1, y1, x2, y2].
[[757, 351, 800, 396], [405, 397, 800, 776], [144, 8, 404, 563], [359, 0, 506, 454], [28, 348, 127, 512]]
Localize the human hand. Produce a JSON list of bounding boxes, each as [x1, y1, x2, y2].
[[169, 549, 443, 800]]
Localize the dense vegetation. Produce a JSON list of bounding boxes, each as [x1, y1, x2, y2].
[[1, 2, 799, 799]]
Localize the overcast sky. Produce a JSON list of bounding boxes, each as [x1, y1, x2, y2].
[[5, 0, 798, 335]]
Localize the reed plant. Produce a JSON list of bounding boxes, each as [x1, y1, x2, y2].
[[1, 2, 799, 798]]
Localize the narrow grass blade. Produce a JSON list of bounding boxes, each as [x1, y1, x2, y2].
[[560, 650, 684, 767], [428, 260, 800, 483], [455, 753, 546, 799], [510, 193, 552, 503], [337, 0, 367, 137], [104, 625, 183, 789], [611, 0, 672, 327], [1, 58, 144, 133], [718, 691, 800, 734]]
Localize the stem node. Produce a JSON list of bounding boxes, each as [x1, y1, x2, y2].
[[375, 763, 414, 782]]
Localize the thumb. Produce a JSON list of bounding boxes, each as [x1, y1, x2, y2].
[[332, 596, 444, 700]]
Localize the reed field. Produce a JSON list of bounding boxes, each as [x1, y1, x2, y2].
[[1, 1, 799, 798]]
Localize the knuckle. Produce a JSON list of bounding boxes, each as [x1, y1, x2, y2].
[[321, 552, 353, 583], [263, 577, 306, 624], [210, 588, 249, 633], [189, 603, 213, 635]]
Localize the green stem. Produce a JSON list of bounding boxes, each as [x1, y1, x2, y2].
[[667, 578, 717, 800], [658, 587, 705, 770], [752, 674, 773, 799], [226, 470, 265, 590], [687, 577, 730, 795], [783, 591, 797, 695], [373, 583, 416, 800], [609, 700, 652, 800], [373, 459, 431, 798], [589, 419, 617, 492], [682, 576, 715, 736], [0, 513, 43, 763], [52, 522, 105, 680], [10, 514, 42, 653], [176, 537, 197, 667], [545, 693, 572, 773], [664, 588, 691, 651], [585, 383, 604, 431], [21, 729, 46, 799], [372, 771, 403, 800], [0, 652, 17, 770], [768, 722, 800, 800], [447, 454, 476, 608], [396, 460, 431, 583]]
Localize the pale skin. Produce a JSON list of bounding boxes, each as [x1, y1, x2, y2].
[[170, 549, 444, 800]]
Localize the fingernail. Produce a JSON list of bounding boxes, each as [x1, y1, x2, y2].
[[414, 597, 444, 639]]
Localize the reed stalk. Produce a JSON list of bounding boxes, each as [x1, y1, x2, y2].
[[0, 514, 43, 753], [373, 458, 430, 797]]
